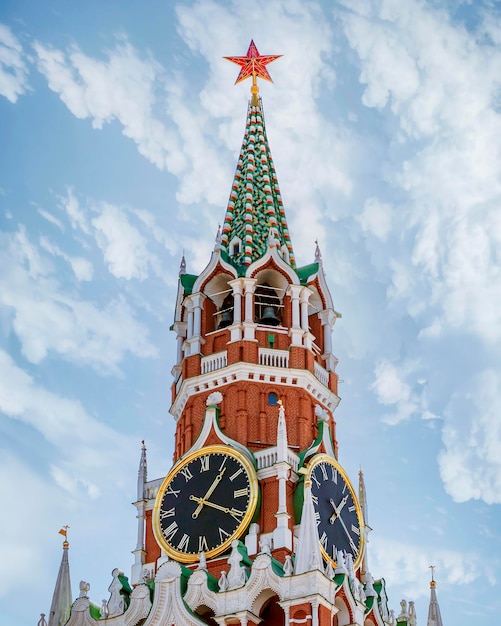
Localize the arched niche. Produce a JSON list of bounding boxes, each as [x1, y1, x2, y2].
[[252, 268, 289, 327], [334, 596, 351, 626], [202, 273, 234, 332], [194, 604, 217, 626], [260, 595, 285, 626]]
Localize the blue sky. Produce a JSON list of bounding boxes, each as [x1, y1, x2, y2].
[[1, 1, 500, 624]]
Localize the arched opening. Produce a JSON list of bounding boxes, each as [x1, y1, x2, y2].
[[255, 283, 281, 326], [260, 595, 285, 626], [334, 597, 351, 626], [268, 392, 278, 406], [218, 292, 234, 329], [195, 604, 217, 626]]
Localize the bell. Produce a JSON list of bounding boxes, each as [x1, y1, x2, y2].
[[260, 306, 279, 326], [218, 308, 233, 329]]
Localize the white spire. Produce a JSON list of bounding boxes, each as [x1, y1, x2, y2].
[[294, 479, 323, 575], [276, 400, 288, 462], [47, 534, 72, 626], [427, 568, 444, 626], [359, 467, 371, 580], [137, 440, 147, 502]]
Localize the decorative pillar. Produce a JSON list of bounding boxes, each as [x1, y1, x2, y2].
[[286, 284, 303, 346], [318, 309, 336, 372], [184, 293, 205, 355], [242, 278, 257, 341], [229, 278, 244, 341], [299, 287, 313, 350]]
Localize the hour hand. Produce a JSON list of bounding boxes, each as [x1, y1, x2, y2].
[[191, 467, 226, 518], [329, 495, 348, 524]]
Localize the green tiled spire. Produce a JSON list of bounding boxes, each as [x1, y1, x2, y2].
[[221, 97, 296, 269]]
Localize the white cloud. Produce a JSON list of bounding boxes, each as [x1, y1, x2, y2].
[[439, 369, 501, 505], [0, 227, 157, 372], [372, 359, 437, 425], [0, 23, 29, 103], [38, 207, 65, 231], [40, 235, 94, 281], [370, 536, 487, 600], [58, 186, 90, 234], [92, 202, 156, 280], [339, 0, 501, 347], [0, 350, 135, 493], [33, 39, 174, 170], [358, 197, 394, 240]]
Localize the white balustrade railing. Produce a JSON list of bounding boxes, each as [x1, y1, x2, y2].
[[259, 348, 289, 368], [201, 351, 227, 374], [314, 361, 329, 387]]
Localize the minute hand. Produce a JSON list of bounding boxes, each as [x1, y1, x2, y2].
[[335, 511, 358, 555], [191, 467, 226, 519]]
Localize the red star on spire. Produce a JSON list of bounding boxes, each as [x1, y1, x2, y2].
[[224, 40, 282, 85]]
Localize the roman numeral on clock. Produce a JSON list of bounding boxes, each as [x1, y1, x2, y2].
[[163, 521, 178, 542], [198, 535, 208, 552], [234, 487, 249, 498], [160, 507, 175, 519], [320, 531, 328, 549], [320, 464, 328, 481], [219, 527, 231, 543], [180, 467, 193, 482], [177, 534, 190, 551], [200, 456, 210, 472], [351, 524, 360, 536], [229, 467, 243, 481], [165, 485, 180, 498]]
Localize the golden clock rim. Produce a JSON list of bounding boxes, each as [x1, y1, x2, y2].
[[153, 444, 259, 563], [305, 453, 365, 570]]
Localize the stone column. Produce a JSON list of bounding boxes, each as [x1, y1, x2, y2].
[[286, 284, 303, 346]]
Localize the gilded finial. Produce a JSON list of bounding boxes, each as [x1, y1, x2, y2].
[[59, 525, 70, 547], [429, 564, 436, 587]]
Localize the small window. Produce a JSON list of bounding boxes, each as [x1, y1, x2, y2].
[[268, 392, 278, 406], [230, 236, 242, 257]]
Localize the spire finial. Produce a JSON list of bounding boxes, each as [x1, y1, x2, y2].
[[429, 564, 436, 586], [314, 239, 322, 263], [58, 526, 69, 548], [224, 40, 282, 105], [179, 253, 186, 276]]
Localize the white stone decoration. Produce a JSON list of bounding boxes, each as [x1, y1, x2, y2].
[[218, 570, 229, 592], [206, 391, 222, 406], [294, 479, 323, 575], [100, 600, 108, 618], [78, 581, 90, 599], [335, 549, 347, 574], [107, 568, 126, 617], [364, 570, 376, 597], [284, 555, 294, 577], [227, 540, 247, 590]]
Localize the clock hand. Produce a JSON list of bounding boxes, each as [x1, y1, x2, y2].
[[189, 496, 245, 518], [191, 467, 227, 519], [334, 510, 359, 555], [328, 495, 348, 524]]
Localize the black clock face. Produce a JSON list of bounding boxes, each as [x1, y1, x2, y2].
[[153, 445, 258, 563], [308, 455, 364, 568]]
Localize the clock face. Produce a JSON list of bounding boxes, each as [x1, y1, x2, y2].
[[306, 454, 364, 568], [153, 445, 258, 563]]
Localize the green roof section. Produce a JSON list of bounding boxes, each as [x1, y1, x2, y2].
[[296, 262, 319, 284], [180, 273, 198, 295], [221, 98, 296, 269]]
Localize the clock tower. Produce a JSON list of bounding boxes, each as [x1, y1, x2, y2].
[[56, 41, 416, 626]]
